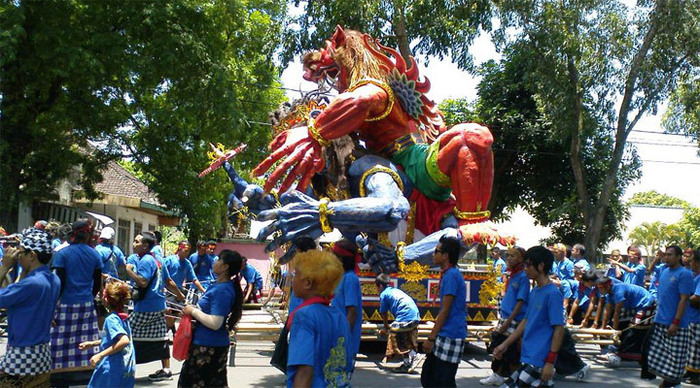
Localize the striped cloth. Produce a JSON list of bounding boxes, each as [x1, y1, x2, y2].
[[647, 323, 691, 383], [50, 301, 99, 370]]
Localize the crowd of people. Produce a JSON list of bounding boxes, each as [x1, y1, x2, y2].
[[0, 219, 698, 388]]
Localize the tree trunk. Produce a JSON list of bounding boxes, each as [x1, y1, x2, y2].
[[391, 1, 412, 65]]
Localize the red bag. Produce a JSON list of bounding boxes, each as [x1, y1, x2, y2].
[[173, 315, 193, 361]]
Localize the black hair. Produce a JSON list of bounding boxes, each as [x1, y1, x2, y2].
[[694, 248, 700, 262], [573, 243, 586, 256], [333, 239, 359, 272], [565, 245, 572, 258], [293, 235, 317, 253], [524, 245, 554, 274], [219, 249, 244, 331], [375, 273, 391, 288], [140, 231, 157, 250], [153, 230, 162, 243], [37, 250, 52, 265], [580, 270, 599, 283], [667, 245, 683, 257], [594, 276, 612, 286], [438, 235, 460, 265], [197, 240, 207, 248]]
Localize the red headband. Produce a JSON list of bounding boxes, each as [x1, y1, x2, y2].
[[332, 244, 361, 262]]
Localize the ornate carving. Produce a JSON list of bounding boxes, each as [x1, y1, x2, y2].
[[399, 260, 430, 282], [399, 281, 427, 301]]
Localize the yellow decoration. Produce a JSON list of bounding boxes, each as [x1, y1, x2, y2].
[[370, 310, 383, 321], [347, 78, 395, 122], [361, 282, 377, 296], [308, 116, 331, 147], [318, 197, 334, 233], [396, 242, 406, 272], [425, 140, 451, 188], [399, 281, 427, 301], [359, 166, 404, 198], [325, 181, 350, 201], [453, 208, 491, 221], [206, 142, 228, 162], [487, 311, 498, 321], [388, 312, 395, 321], [405, 202, 416, 244], [473, 311, 485, 321], [478, 265, 504, 306], [399, 260, 430, 283], [422, 310, 436, 321], [378, 232, 392, 248], [362, 310, 370, 321]]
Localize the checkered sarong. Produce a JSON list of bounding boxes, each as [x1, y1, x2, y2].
[[648, 323, 691, 382], [687, 322, 700, 373], [501, 363, 554, 387], [129, 311, 168, 341], [0, 342, 51, 376], [498, 318, 520, 336], [433, 336, 465, 364], [51, 301, 99, 370], [618, 307, 634, 322], [631, 303, 656, 326]]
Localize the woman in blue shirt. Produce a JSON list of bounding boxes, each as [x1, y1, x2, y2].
[[0, 228, 60, 388], [179, 249, 244, 388]]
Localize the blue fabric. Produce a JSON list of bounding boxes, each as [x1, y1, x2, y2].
[[522, 283, 565, 368], [88, 313, 135, 388], [151, 245, 164, 260], [51, 238, 62, 250], [240, 263, 263, 290], [333, 271, 363, 361], [0, 266, 60, 347], [501, 271, 530, 321], [189, 253, 215, 285], [163, 255, 197, 288], [95, 243, 126, 279], [622, 262, 646, 287], [437, 266, 467, 339], [288, 294, 303, 314], [576, 284, 593, 311], [493, 258, 507, 282], [51, 243, 102, 304], [286, 303, 352, 388], [574, 258, 590, 272], [654, 266, 694, 328], [379, 286, 419, 323], [608, 283, 654, 310], [193, 281, 235, 347], [561, 279, 578, 301], [553, 259, 574, 281], [686, 274, 700, 324], [133, 255, 169, 313]]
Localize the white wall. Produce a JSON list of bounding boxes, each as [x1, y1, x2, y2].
[[114, 206, 159, 255]]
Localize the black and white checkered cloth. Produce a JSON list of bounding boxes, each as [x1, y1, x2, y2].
[[0, 343, 51, 376], [618, 307, 634, 322], [433, 336, 465, 364], [497, 318, 520, 336], [19, 227, 52, 254], [647, 323, 691, 382], [687, 322, 700, 373], [501, 363, 554, 387], [129, 311, 168, 341], [631, 302, 656, 326]]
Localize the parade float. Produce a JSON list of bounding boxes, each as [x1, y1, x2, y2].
[[201, 26, 518, 341]]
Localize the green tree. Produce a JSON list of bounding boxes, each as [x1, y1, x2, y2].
[[0, 0, 286, 237], [628, 190, 690, 208], [629, 221, 669, 257], [284, 0, 492, 68], [492, 0, 700, 256]]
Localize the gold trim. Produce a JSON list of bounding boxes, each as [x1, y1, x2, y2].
[[308, 117, 331, 147], [359, 166, 404, 197], [453, 208, 491, 221], [396, 241, 406, 272], [318, 197, 334, 233], [347, 78, 395, 122], [425, 140, 451, 187], [405, 202, 416, 244]]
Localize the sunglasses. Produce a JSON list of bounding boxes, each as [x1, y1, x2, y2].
[[434, 248, 444, 254]]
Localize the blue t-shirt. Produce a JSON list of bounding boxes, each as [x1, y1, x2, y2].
[[553, 259, 574, 281], [576, 284, 593, 311], [151, 245, 164, 260], [607, 282, 654, 310], [133, 255, 170, 313], [379, 286, 419, 323], [240, 263, 263, 290], [501, 270, 530, 321], [574, 258, 590, 272], [52, 243, 102, 304], [51, 238, 62, 250], [333, 271, 363, 361], [686, 273, 700, 324], [164, 255, 197, 289], [493, 258, 507, 282], [88, 312, 135, 388], [437, 266, 467, 339], [561, 279, 578, 301], [189, 253, 214, 284], [655, 266, 694, 327], [0, 266, 60, 347], [287, 303, 352, 388], [193, 281, 235, 347], [622, 262, 646, 287], [95, 243, 126, 279], [522, 283, 565, 368]]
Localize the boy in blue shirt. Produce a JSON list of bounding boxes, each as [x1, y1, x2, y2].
[[607, 245, 646, 287], [375, 273, 421, 373], [331, 240, 363, 375], [685, 249, 700, 385], [421, 235, 467, 388], [241, 257, 264, 303], [189, 241, 214, 288], [645, 245, 694, 387], [494, 246, 590, 387], [287, 250, 352, 387], [481, 246, 529, 386]]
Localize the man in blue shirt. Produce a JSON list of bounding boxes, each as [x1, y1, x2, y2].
[[241, 257, 264, 303], [375, 273, 420, 373], [571, 243, 591, 273], [162, 241, 205, 335], [491, 246, 507, 282], [551, 243, 574, 284], [421, 234, 466, 388], [95, 227, 126, 280], [494, 246, 589, 387], [189, 241, 214, 288], [645, 245, 694, 386], [607, 245, 646, 287]]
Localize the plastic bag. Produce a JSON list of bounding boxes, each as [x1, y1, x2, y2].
[[173, 315, 193, 361]]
